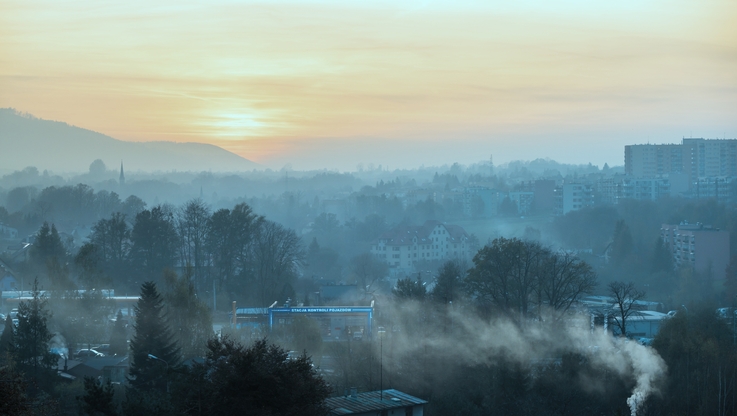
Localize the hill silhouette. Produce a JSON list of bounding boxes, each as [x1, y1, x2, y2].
[[0, 109, 259, 173]]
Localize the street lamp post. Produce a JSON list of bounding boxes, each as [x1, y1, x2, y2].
[[148, 354, 169, 393]]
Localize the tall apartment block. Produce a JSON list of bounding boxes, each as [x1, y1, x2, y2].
[[661, 223, 730, 279], [625, 138, 737, 183]]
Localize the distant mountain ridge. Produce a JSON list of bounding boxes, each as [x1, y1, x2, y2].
[[0, 109, 259, 173]]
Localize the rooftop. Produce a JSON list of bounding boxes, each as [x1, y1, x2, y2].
[[375, 220, 468, 246], [326, 389, 427, 415]]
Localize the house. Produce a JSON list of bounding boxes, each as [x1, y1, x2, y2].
[[371, 221, 470, 273], [60, 356, 129, 383], [326, 389, 427, 416], [0, 258, 18, 291], [0, 223, 18, 239]]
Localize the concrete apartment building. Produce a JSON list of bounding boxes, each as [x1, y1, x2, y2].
[[625, 138, 737, 185], [371, 220, 470, 272], [462, 186, 504, 217], [598, 177, 671, 204], [661, 223, 730, 279], [625, 143, 685, 177], [554, 183, 594, 215]]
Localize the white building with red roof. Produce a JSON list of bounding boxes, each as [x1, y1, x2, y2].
[[371, 220, 470, 272]]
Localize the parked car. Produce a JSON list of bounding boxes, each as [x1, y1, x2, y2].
[[76, 348, 105, 358], [637, 337, 654, 346], [94, 344, 110, 355]]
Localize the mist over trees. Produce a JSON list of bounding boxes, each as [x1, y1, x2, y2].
[[4, 156, 737, 415]]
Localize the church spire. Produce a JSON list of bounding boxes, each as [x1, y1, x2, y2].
[[119, 161, 125, 185]]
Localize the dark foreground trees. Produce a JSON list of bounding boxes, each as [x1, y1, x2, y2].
[[172, 337, 330, 416], [652, 306, 737, 416]]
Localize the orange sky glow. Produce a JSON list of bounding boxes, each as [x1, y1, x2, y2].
[[1, 0, 736, 170]]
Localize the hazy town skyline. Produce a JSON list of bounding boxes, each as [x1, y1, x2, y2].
[[1, 0, 736, 171]]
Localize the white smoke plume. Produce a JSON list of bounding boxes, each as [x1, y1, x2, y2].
[[378, 301, 667, 414]]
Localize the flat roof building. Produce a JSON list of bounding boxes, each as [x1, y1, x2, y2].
[[625, 138, 737, 186], [327, 389, 427, 416], [269, 306, 374, 341], [661, 222, 730, 279]]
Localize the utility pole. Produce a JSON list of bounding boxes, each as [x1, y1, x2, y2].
[[378, 326, 386, 401]]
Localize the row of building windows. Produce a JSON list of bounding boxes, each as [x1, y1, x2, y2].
[[375, 243, 464, 251]]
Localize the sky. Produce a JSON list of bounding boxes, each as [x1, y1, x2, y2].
[[1, 0, 736, 171]]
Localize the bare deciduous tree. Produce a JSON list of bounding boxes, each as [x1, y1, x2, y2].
[[251, 220, 304, 306], [351, 252, 388, 296], [537, 253, 598, 321], [608, 281, 645, 337], [177, 198, 210, 291]]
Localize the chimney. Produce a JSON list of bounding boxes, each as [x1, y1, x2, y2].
[[232, 301, 237, 326], [350, 388, 357, 398]]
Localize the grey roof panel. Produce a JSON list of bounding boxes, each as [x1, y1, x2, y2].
[[326, 389, 427, 415]]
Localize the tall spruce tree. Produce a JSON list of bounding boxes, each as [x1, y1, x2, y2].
[[32, 222, 66, 264], [128, 282, 180, 390], [14, 278, 56, 374]]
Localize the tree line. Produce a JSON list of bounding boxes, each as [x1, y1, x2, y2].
[[23, 199, 303, 309]]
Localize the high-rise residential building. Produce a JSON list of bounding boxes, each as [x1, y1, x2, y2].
[[624, 143, 685, 177], [682, 138, 737, 179], [661, 222, 730, 279], [625, 138, 737, 185]]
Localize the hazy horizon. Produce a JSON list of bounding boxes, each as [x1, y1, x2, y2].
[[2, 0, 736, 171]]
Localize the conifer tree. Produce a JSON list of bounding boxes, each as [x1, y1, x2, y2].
[[0, 314, 15, 356], [14, 278, 56, 374], [109, 310, 128, 356], [32, 222, 66, 263], [79, 376, 117, 416], [128, 281, 180, 390]]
